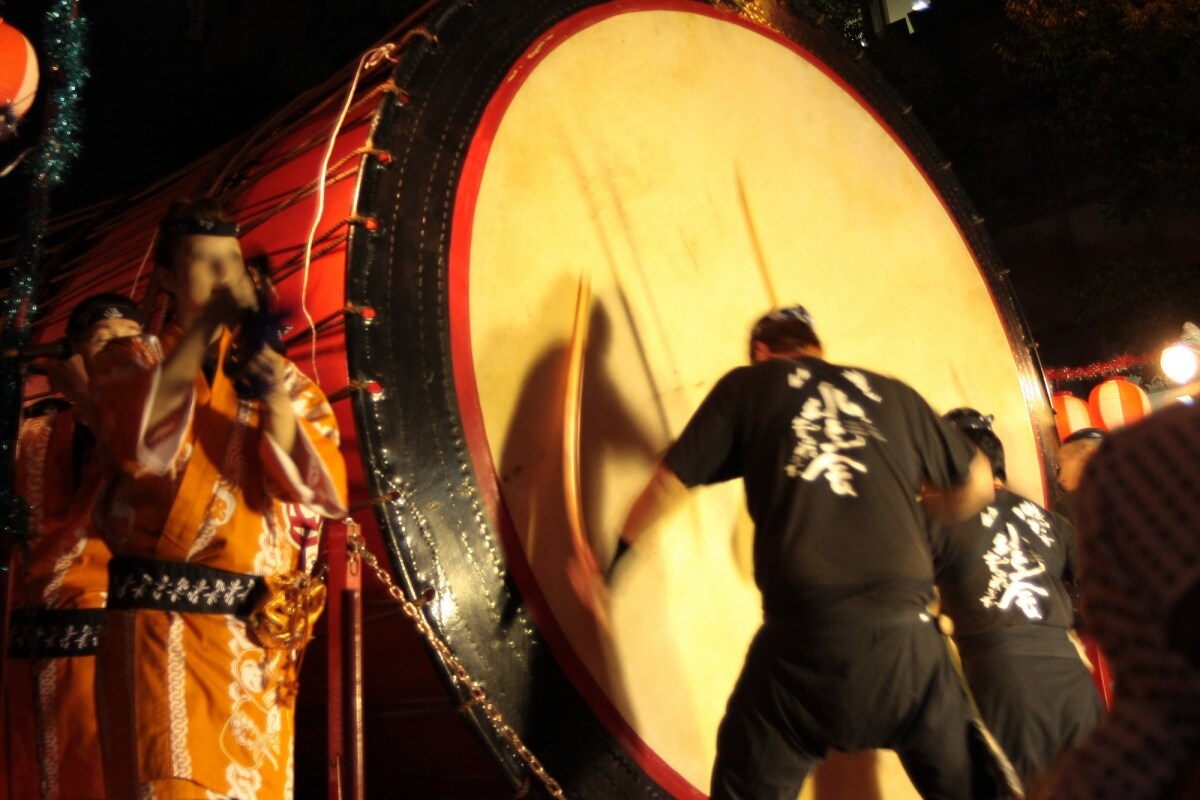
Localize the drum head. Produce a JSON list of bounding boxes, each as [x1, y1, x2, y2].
[[347, 1, 1050, 795]]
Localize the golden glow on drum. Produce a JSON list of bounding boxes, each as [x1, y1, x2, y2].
[[453, 4, 1037, 794]]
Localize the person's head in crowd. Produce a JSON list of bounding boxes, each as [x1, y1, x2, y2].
[[154, 197, 254, 328], [38, 292, 146, 417], [66, 292, 146, 370], [748, 304, 823, 362], [942, 407, 1005, 483], [24, 396, 73, 418], [1057, 427, 1105, 492]]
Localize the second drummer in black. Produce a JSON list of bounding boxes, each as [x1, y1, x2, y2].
[[933, 409, 1104, 787]]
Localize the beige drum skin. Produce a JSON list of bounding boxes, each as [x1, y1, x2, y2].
[[449, 3, 1043, 796]]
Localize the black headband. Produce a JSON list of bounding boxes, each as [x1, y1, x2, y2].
[[1063, 427, 1106, 444], [159, 217, 241, 237], [752, 304, 815, 337], [943, 407, 996, 434], [67, 294, 146, 341]]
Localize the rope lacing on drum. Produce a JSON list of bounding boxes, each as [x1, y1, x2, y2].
[[239, 150, 375, 234], [129, 228, 158, 300], [301, 45, 392, 383], [299, 26, 440, 383], [398, 26, 439, 50], [279, 303, 374, 351]]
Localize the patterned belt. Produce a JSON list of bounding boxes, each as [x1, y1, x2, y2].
[[107, 556, 265, 617], [7, 607, 105, 658]]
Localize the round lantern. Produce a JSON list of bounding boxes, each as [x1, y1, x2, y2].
[[1052, 391, 1092, 441], [0, 18, 39, 139], [1088, 377, 1151, 431]]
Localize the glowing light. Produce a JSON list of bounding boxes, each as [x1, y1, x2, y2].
[[1161, 343, 1199, 385], [911, 0, 931, 10], [1160, 322, 1200, 385]]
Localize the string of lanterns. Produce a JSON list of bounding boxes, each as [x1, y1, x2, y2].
[[1046, 354, 1155, 439], [1046, 325, 1200, 440], [1051, 379, 1152, 441]]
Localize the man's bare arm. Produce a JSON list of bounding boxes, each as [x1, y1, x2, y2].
[[146, 317, 219, 433], [147, 283, 253, 433], [921, 448, 995, 525], [617, 462, 691, 550]]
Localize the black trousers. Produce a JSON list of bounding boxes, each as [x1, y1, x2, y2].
[[959, 628, 1104, 787], [710, 612, 998, 800]]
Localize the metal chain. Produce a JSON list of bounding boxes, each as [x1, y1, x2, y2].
[[347, 533, 566, 800]]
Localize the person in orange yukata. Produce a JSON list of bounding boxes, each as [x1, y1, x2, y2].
[[90, 198, 348, 800], [4, 293, 145, 800]]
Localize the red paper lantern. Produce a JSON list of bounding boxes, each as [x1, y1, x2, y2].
[[1088, 377, 1151, 431], [1051, 391, 1092, 441], [0, 19, 39, 137]]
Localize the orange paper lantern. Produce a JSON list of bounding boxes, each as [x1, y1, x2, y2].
[[0, 19, 39, 136], [1052, 391, 1092, 441], [1088, 377, 1150, 431]]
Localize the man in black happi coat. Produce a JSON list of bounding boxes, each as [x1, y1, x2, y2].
[[613, 306, 999, 800], [934, 409, 1103, 787]]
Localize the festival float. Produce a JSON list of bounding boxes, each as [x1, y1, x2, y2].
[[2, 1, 1075, 797]]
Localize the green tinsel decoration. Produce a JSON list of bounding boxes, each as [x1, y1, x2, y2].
[[30, 2, 90, 187], [1, 1, 89, 543]]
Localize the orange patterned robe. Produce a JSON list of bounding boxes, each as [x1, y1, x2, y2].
[[4, 408, 109, 800], [91, 327, 346, 800]]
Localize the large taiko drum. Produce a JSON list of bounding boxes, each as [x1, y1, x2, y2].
[[349, 0, 1055, 797], [20, 1, 1058, 797]]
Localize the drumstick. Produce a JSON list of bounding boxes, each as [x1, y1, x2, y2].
[[562, 274, 610, 627], [735, 166, 780, 308], [563, 273, 591, 539]]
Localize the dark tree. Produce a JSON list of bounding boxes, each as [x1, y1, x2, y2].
[[998, 0, 1200, 223], [1071, 256, 1200, 359]]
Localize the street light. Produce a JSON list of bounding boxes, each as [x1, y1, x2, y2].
[[1160, 322, 1200, 385]]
